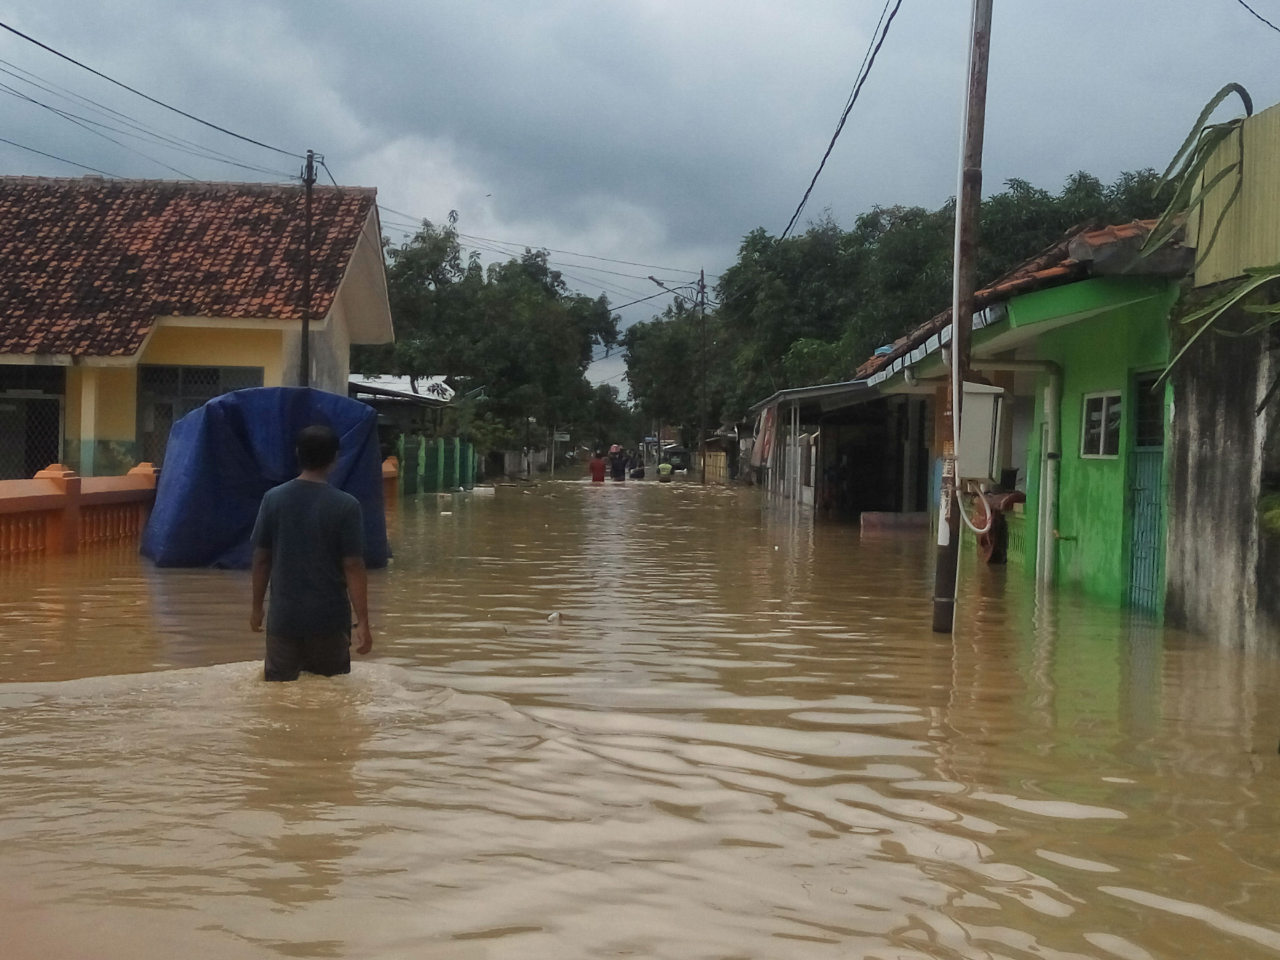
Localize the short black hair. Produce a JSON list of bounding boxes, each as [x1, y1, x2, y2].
[[296, 425, 340, 470]]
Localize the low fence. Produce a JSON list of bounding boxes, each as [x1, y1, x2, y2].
[[394, 436, 477, 495], [0, 460, 404, 564], [0, 463, 158, 561]]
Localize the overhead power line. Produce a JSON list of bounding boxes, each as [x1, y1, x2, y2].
[[376, 203, 709, 276], [0, 20, 301, 159], [460, 231, 704, 276], [780, 0, 904, 239], [0, 58, 294, 177], [1236, 0, 1280, 32], [0, 80, 195, 178], [0, 133, 120, 175]]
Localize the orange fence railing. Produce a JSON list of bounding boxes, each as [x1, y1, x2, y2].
[[0, 459, 400, 564], [0, 463, 157, 561]]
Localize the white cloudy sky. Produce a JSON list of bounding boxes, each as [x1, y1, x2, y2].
[[0, 0, 1276, 390]]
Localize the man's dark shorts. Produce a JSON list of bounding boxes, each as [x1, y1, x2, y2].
[[264, 633, 352, 682]]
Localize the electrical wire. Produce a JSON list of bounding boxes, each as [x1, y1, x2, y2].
[[1236, 0, 1280, 31], [460, 231, 707, 277], [957, 490, 994, 536], [0, 80, 196, 178], [0, 58, 295, 177], [780, 0, 904, 239], [610, 290, 672, 310], [0, 20, 301, 158], [376, 209, 682, 313], [0, 133, 120, 175], [375, 203, 709, 276]]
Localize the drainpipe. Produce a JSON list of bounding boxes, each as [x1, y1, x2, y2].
[[970, 359, 1062, 586]]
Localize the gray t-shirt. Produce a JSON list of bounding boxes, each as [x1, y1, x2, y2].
[[251, 479, 364, 641]]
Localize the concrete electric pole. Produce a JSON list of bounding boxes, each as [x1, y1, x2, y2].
[[932, 0, 993, 634], [299, 149, 316, 389]]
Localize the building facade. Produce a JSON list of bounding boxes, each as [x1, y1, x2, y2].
[[0, 177, 393, 477]]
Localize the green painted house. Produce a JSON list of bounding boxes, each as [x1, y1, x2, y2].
[[1017, 277, 1178, 609], [857, 220, 1190, 614]]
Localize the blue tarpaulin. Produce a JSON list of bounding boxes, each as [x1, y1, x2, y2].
[[141, 387, 390, 569]]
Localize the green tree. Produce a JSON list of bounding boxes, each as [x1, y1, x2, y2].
[[352, 215, 622, 454], [681, 170, 1174, 423]]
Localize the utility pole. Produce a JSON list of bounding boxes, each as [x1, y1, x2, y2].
[[299, 149, 317, 389], [932, 0, 993, 634], [698, 269, 708, 485]]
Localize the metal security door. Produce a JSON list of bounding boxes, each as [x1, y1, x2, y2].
[[1128, 450, 1164, 612], [1127, 374, 1165, 613]]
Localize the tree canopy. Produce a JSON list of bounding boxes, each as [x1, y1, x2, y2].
[[352, 214, 640, 452], [624, 170, 1174, 436]]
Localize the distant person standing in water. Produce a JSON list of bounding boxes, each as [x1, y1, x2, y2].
[[589, 451, 607, 483], [250, 425, 373, 681]]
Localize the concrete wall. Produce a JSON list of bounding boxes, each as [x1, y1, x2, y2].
[[1165, 320, 1280, 650], [60, 325, 285, 475], [141, 325, 284, 386], [1023, 281, 1177, 606], [281, 310, 349, 393], [64, 366, 138, 475]]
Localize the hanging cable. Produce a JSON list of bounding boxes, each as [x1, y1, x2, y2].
[[0, 20, 301, 158], [0, 81, 196, 178], [780, 0, 904, 239], [0, 134, 120, 175], [1236, 0, 1280, 33], [375, 203, 708, 276], [956, 488, 994, 536], [0, 59, 294, 177]]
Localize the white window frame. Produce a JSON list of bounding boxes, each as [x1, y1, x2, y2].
[[1080, 390, 1123, 459]]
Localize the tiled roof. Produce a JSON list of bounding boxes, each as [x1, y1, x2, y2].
[[855, 219, 1182, 380], [0, 177, 377, 356]]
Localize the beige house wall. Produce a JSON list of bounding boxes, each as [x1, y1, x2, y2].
[[140, 325, 285, 385]]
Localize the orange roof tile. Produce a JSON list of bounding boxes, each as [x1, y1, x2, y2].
[[0, 177, 377, 356]]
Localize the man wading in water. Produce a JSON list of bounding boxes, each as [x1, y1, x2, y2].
[[249, 425, 374, 681]]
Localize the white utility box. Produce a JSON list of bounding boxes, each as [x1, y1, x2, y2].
[[957, 382, 1006, 481]]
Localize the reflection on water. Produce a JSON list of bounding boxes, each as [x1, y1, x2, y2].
[[1, 481, 1278, 959]]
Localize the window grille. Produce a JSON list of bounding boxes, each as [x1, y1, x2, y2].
[[137, 365, 263, 466], [1081, 392, 1122, 458], [0, 398, 62, 480], [0, 366, 65, 480], [1133, 375, 1164, 449]]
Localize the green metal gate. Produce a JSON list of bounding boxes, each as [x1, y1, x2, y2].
[[1127, 374, 1165, 613], [1128, 450, 1164, 612]]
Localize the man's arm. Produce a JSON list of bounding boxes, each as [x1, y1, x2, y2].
[[344, 556, 373, 655], [250, 547, 271, 632]]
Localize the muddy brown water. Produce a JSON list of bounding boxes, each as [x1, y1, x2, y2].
[[1, 480, 1278, 959]]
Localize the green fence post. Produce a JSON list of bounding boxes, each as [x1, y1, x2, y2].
[[396, 435, 406, 494], [417, 434, 427, 494], [435, 437, 446, 492]]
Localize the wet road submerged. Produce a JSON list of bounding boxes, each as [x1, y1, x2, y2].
[[1, 480, 1279, 959]]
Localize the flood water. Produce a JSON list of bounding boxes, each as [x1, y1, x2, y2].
[[2, 480, 1279, 959]]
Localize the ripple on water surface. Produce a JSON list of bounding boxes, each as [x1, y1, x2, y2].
[[0, 482, 1278, 959]]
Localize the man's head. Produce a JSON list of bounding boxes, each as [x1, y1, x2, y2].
[[296, 425, 340, 473]]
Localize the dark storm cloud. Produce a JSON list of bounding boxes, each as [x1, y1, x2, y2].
[[0, 0, 1277, 356]]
